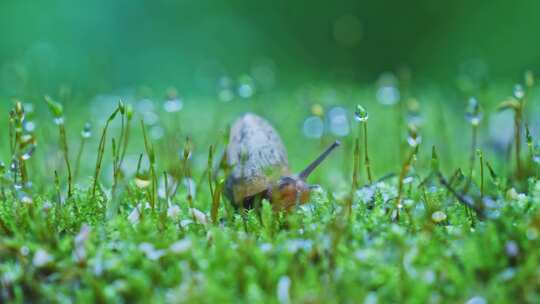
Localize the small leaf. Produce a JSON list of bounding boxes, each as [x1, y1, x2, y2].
[[44, 96, 63, 117]]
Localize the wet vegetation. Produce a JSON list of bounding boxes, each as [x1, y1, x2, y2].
[[1, 70, 540, 303]]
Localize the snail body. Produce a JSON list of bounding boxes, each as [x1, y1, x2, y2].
[[224, 113, 339, 211]]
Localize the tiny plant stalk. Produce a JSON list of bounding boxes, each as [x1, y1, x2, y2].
[[349, 106, 362, 218], [485, 160, 504, 196], [141, 120, 158, 210], [515, 105, 522, 178], [45, 96, 73, 198], [183, 137, 197, 223], [91, 106, 120, 199], [512, 71, 534, 179], [496, 77, 531, 180], [526, 124, 533, 167], [59, 120, 72, 198], [467, 122, 478, 188], [348, 137, 360, 217], [394, 124, 421, 220], [477, 149, 484, 199], [111, 104, 132, 200], [464, 97, 481, 193], [74, 123, 92, 181], [208, 144, 215, 198], [351, 138, 360, 190], [118, 104, 133, 174], [395, 145, 418, 219], [74, 136, 86, 181], [211, 178, 224, 225], [354, 105, 372, 184], [394, 102, 403, 164], [12, 103, 25, 187], [362, 120, 373, 184], [8, 111, 15, 156]]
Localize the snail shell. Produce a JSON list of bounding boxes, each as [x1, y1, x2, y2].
[[225, 113, 289, 206]]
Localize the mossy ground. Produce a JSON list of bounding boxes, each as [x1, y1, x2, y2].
[[1, 81, 540, 303]]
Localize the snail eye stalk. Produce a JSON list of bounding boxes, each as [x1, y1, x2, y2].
[[299, 141, 340, 180]]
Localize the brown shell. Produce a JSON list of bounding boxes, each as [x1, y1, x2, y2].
[[225, 113, 290, 204]]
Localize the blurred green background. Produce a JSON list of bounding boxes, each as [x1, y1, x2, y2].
[[1, 0, 539, 97]]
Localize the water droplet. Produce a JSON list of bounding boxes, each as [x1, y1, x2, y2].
[[217, 76, 236, 102], [163, 98, 183, 113], [138, 242, 165, 261], [135, 172, 151, 189], [183, 178, 196, 197], [20, 246, 30, 256], [53, 117, 64, 125], [21, 195, 33, 204], [513, 84, 525, 99], [302, 116, 324, 139], [277, 276, 291, 304], [533, 143, 540, 164], [354, 105, 369, 122], [376, 86, 400, 105], [466, 296, 486, 304], [403, 176, 414, 184], [259, 242, 273, 252], [505, 240, 519, 257], [166, 205, 181, 219], [406, 98, 422, 125], [364, 292, 378, 304], [33, 249, 53, 267], [376, 72, 400, 105], [238, 75, 255, 99], [128, 206, 141, 224], [465, 97, 483, 126], [407, 124, 421, 147], [10, 161, 18, 172], [169, 239, 192, 254], [81, 123, 92, 139], [431, 211, 447, 223], [499, 267, 516, 281], [328, 107, 350, 137], [24, 121, 35, 132], [238, 84, 254, 98], [21, 149, 34, 161], [189, 207, 207, 226]]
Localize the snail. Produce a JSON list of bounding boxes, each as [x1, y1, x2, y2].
[[224, 113, 340, 211]]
